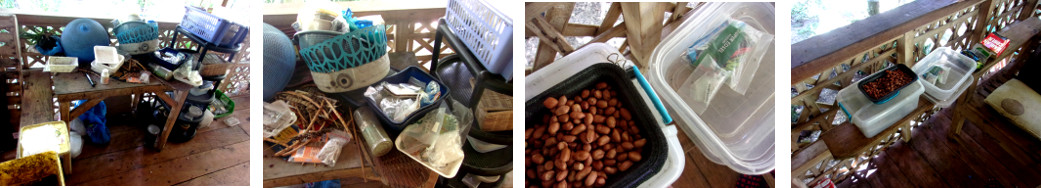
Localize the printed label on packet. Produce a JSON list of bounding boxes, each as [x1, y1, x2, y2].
[[695, 23, 746, 70]]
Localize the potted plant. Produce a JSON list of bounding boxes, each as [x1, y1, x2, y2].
[[19, 27, 63, 56]]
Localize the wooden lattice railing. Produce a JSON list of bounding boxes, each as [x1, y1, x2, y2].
[[9, 12, 251, 97], [790, 0, 1040, 186]]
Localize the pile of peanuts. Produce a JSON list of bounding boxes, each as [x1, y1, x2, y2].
[[862, 69, 913, 99], [525, 82, 646, 188]]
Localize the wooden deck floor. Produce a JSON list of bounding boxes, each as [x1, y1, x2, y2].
[[3, 95, 251, 186], [672, 129, 772, 188], [837, 86, 1041, 187]]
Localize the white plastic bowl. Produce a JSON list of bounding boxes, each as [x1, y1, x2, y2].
[[645, 2, 775, 174]]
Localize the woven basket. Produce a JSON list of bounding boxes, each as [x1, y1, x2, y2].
[[113, 21, 160, 55], [299, 25, 388, 93], [475, 90, 512, 132]]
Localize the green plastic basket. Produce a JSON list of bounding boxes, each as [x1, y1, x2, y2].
[[212, 90, 235, 118]]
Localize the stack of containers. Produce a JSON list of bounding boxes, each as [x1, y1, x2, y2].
[[646, 2, 775, 174], [443, 0, 513, 80]]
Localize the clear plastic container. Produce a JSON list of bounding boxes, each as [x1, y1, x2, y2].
[[645, 2, 774, 175], [837, 77, 924, 138], [911, 47, 977, 107], [44, 56, 78, 73]]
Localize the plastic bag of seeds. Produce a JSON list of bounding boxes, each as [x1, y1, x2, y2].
[[684, 18, 773, 95]]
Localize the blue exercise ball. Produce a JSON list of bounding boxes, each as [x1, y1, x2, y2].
[[61, 18, 111, 66], [263, 23, 297, 102]]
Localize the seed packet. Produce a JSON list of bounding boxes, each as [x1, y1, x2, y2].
[[685, 19, 773, 96]]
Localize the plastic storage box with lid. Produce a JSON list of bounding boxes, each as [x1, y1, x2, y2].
[[526, 43, 684, 187], [836, 77, 924, 138], [645, 2, 774, 175], [444, 0, 512, 80], [911, 47, 977, 107]]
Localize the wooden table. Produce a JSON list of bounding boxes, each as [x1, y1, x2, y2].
[[52, 69, 194, 154]]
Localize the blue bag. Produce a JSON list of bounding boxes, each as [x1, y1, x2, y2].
[[76, 101, 110, 144]]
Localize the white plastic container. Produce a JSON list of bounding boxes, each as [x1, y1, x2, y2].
[[44, 56, 78, 73], [444, 0, 513, 80], [91, 46, 125, 74], [837, 79, 924, 138], [646, 2, 775, 175], [526, 44, 683, 186], [911, 47, 977, 107]]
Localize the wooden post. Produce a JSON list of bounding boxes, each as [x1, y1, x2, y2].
[[155, 91, 189, 150], [971, 0, 997, 42], [898, 32, 916, 67], [621, 2, 665, 68]]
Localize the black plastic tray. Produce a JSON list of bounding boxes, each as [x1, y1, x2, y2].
[[460, 139, 513, 176], [524, 63, 667, 187], [858, 64, 918, 104]]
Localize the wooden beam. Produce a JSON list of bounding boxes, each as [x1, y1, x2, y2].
[[577, 22, 627, 50], [532, 2, 575, 71], [525, 2, 561, 25], [527, 16, 575, 55], [671, 2, 690, 22], [68, 99, 102, 120], [19, 69, 52, 126], [598, 2, 622, 36], [621, 2, 666, 68], [562, 23, 599, 36]]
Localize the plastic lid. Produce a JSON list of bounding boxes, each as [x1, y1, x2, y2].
[[645, 2, 775, 174], [94, 46, 119, 64]]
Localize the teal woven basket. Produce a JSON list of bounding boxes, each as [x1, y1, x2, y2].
[[113, 21, 159, 44], [299, 25, 387, 73], [113, 20, 160, 55]]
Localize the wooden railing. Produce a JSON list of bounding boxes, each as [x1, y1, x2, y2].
[[790, 0, 1041, 186], [263, 1, 452, 67], [8, 13, 251, 97]]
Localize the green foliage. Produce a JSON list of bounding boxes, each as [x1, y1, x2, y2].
[[18, 27, 57, 46]]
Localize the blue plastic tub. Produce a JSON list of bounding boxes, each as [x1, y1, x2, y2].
[[364, 66, 450, 137]]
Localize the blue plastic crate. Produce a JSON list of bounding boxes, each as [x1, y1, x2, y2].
[[179, 6, 249, 47]]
